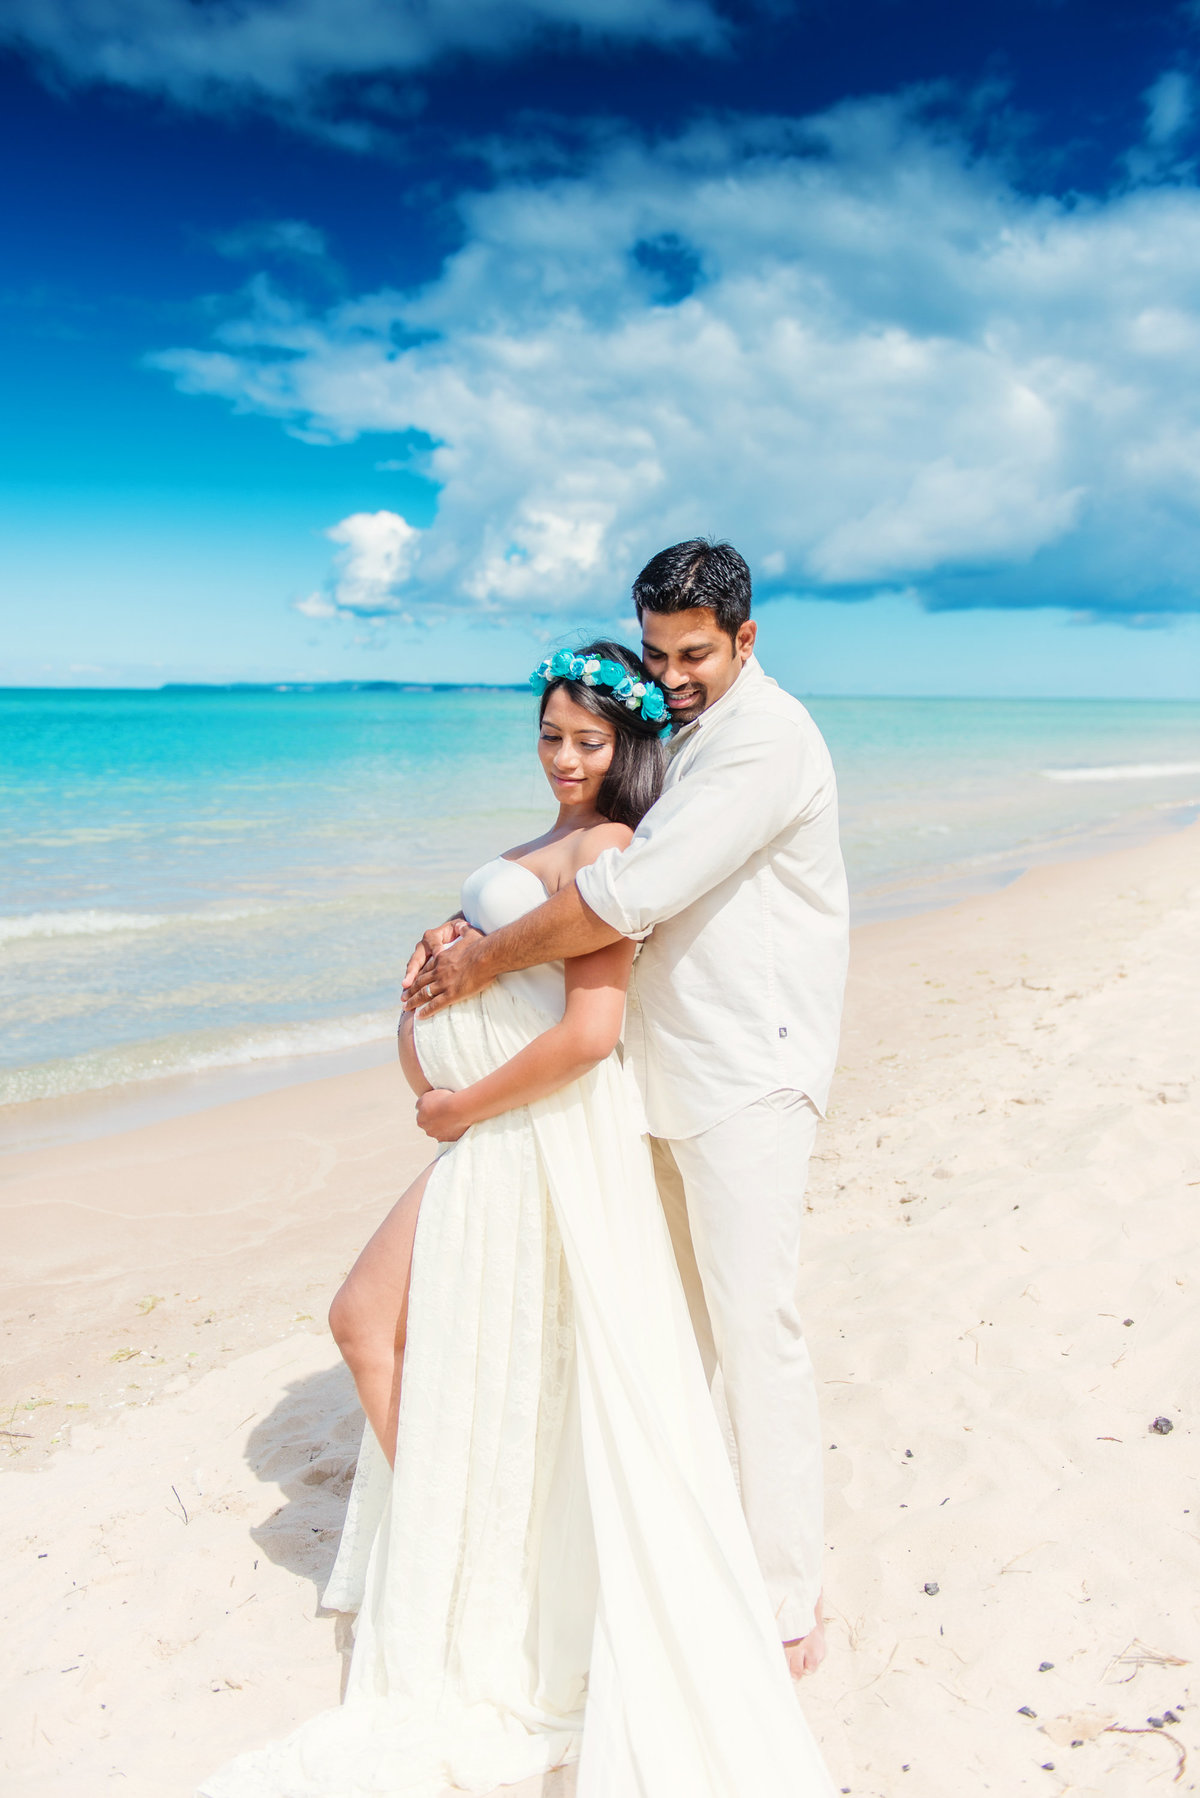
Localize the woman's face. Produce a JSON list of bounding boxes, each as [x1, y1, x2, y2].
[[538, 687, 616, 811]]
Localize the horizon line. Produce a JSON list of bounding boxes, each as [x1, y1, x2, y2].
[[1, 682, 1198, 704]]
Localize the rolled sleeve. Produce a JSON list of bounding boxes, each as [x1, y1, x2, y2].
[[576, 846, 653, 941], [576, 712, 811, 939]]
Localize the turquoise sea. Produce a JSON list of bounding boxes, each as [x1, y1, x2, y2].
[[2, 684, 1199, 1122]]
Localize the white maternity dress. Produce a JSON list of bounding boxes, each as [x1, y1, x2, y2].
[[199, 856, 833, 1798]]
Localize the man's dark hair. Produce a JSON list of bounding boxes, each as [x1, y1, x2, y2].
[[631, 539, 752, 643]]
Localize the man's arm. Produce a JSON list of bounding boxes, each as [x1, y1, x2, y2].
[[577, 711, 813, 939], [402, 883, 621, 1017], [406, 711, 816, 1017]]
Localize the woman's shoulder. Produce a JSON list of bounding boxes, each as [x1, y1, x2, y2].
[[501, 829, 554, 860], [571, 819, 633, 871], [500, 821, 630, 894]]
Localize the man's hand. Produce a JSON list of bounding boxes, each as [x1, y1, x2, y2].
[[402, 918, 480, 993], [402, 928, 492, 1017], [415, 1088, 470, 1142]]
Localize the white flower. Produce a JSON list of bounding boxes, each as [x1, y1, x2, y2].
[[631, 682, 646, 698]]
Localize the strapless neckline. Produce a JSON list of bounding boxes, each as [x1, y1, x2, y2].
[[459, 855, 564, 1022], [489, 855, 552, 899]]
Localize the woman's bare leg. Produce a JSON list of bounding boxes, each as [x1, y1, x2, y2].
[[328, 1159, 437, 1465]]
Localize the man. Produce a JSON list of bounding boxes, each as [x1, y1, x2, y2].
[[403, 539, 849, 1676]]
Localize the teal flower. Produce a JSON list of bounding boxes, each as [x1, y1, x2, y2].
[[528, 653, 671, 733]]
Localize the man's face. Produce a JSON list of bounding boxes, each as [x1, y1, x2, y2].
[[640, 607, 757, 728]]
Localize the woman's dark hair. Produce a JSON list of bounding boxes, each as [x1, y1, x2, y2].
[[631, 537, 751, 644], [537, 638, 667, 830]]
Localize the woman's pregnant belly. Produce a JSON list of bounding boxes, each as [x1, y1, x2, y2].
[[398, 1010, 432, 1097]]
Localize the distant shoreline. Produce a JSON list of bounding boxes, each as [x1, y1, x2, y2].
[[1, 684, 1197, 701], [0, 681, 531, 695], [159, 680, 530, 693]]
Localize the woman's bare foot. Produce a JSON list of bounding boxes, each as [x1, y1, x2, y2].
[[783, 1595, 826, 1679]]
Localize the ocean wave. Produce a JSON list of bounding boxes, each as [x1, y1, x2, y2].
[[0, 1010, 397, 1106], [0, 905, 273, 945], [1041, 761, 1200, 783]]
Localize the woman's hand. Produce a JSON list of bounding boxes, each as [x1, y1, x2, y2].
[[415, 1088, 471, 1143]]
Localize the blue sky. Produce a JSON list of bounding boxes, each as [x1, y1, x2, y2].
[[3, 0, 1200, 695]]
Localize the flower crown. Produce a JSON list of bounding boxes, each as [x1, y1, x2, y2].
[[529, 650, 672, 738]]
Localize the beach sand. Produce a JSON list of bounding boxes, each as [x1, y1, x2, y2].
[[2, 823, 1198, 1797]]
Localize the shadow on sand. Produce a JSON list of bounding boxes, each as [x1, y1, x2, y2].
[[237, 1358, 579, 1794], [244, 1359, 363, 1593], [243, 1357, 364, 1686]]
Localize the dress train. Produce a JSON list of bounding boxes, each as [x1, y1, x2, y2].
[[200, 980, 833, 1798]]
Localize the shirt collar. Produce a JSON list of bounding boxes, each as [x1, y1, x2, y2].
[[666, 654, 765, 753]]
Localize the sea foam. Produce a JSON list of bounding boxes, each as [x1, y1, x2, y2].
[[0, 905, 272, 945], [0, 1011, 398, 1107], [1041, 761, 1200, 783]]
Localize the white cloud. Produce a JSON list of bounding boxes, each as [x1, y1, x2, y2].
[[1145, 70, 1193, 148], [1, 0, 722, 120], [294, 590, 338, 620], [1124, 70, 1196, 184], [296, 510, 420, 619], [153, 93, 1200, 622], [213, 218, 329, 262]]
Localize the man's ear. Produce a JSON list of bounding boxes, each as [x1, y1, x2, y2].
[[736, 619, 757, 664]]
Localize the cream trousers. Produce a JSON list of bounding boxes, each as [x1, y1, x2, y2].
[[651, 1089, 823, 1642]]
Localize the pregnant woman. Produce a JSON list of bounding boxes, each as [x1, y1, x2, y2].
[[200, 643, 832, 1798]]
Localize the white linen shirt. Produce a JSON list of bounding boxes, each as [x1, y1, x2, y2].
[[576, 655, 849, 1140]]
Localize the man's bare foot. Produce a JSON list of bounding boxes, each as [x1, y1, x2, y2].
[[783, 1595, 826, 1679]]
